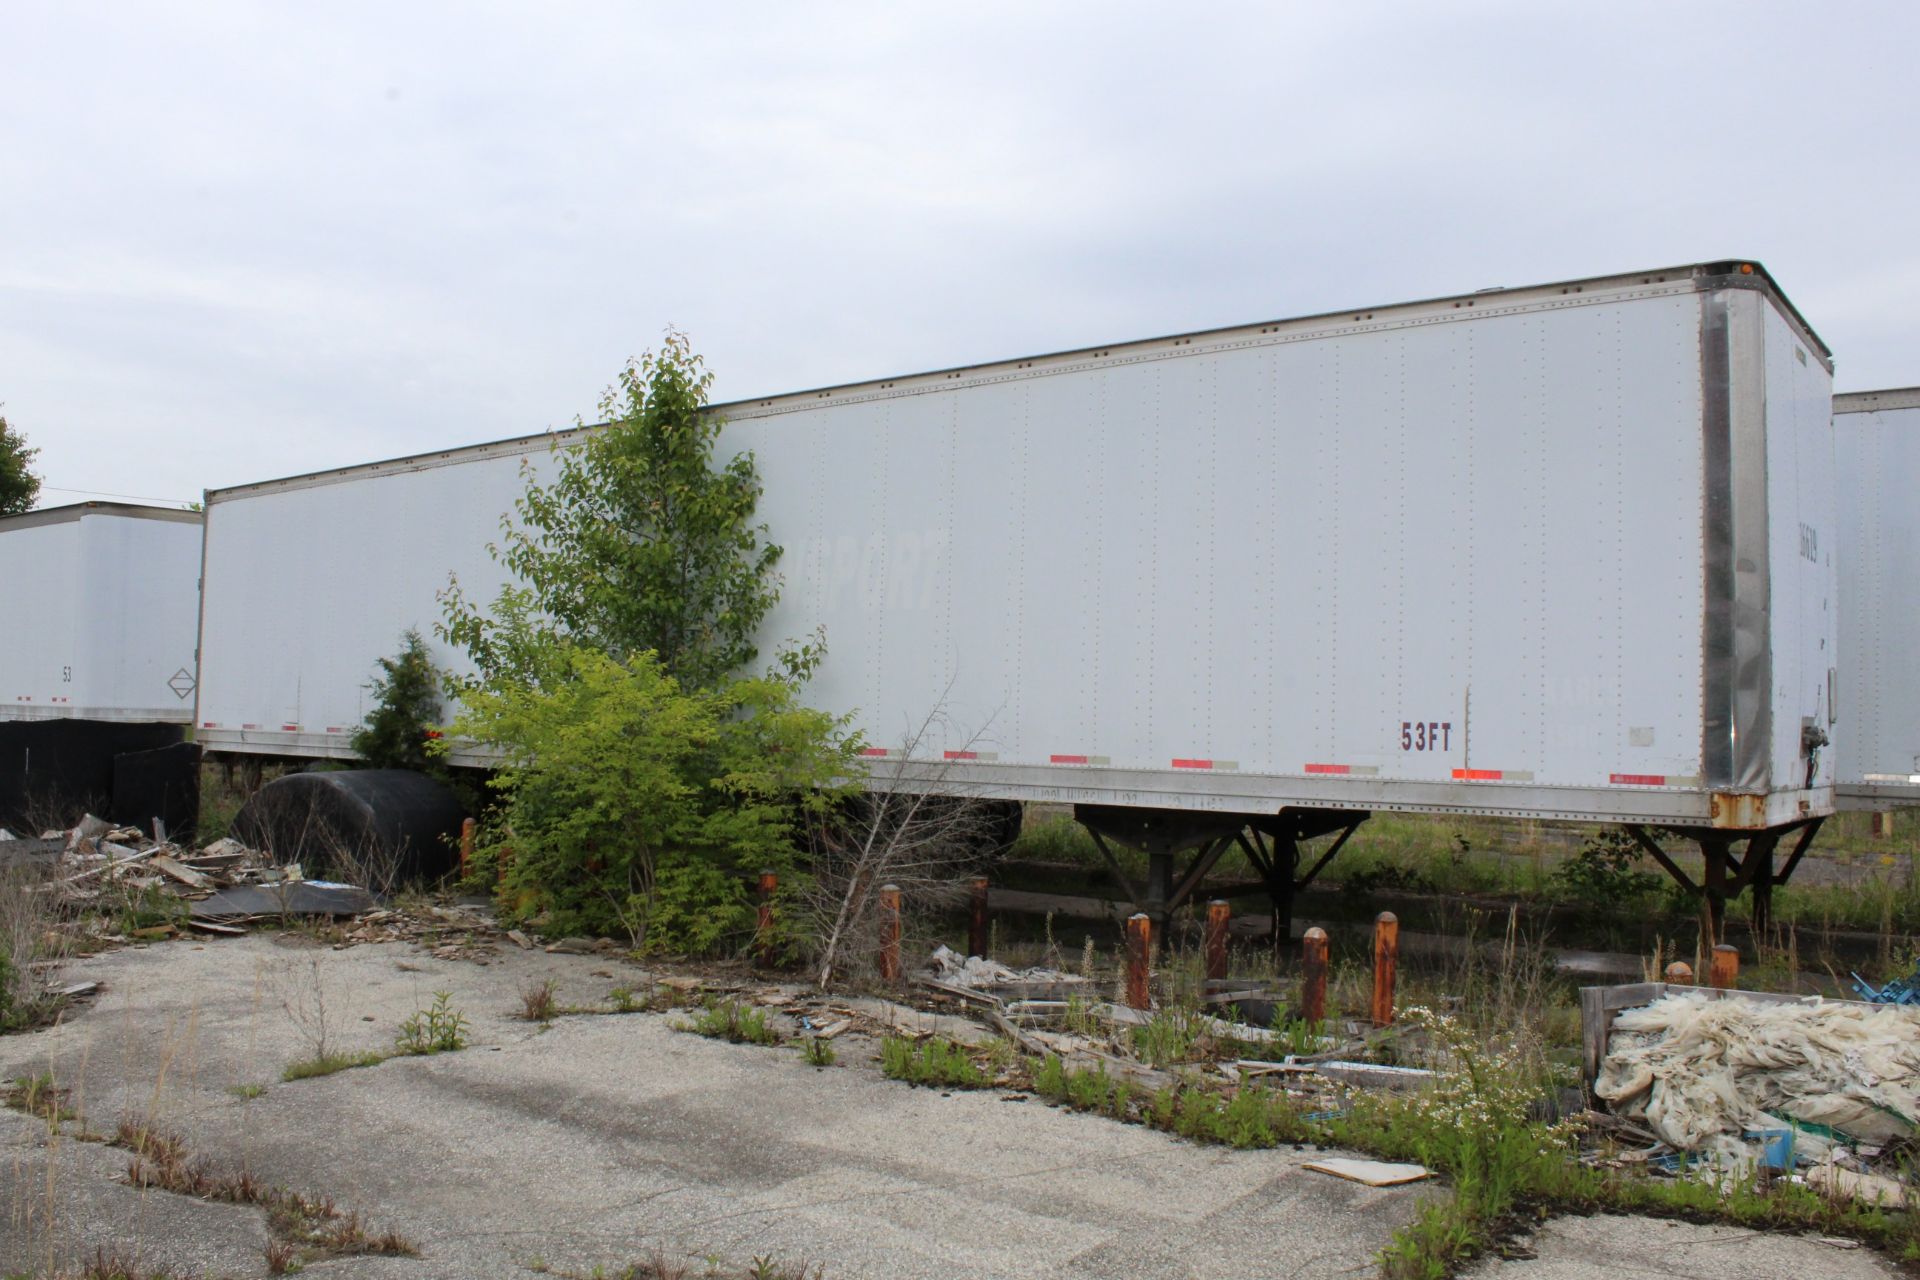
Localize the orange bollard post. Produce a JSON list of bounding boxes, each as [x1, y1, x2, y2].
[[878, 884, 902, 984], [459, 817, 475, 879], [1204, 900, 1231, 983], [969, 876, 990, 958], [1125, 913, 1153, 1010], [1300, 926, 1329, 1027], [1371, 911, 1399, 1027], [1664, 961, 1694, 985], [755, 869, 777, 967], [1708, 943, 1739, 990]]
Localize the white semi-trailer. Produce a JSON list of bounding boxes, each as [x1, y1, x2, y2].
[[197, 260, 1836, 929], [0, 502, 204, 723], [1834, 387, 1920, 812]]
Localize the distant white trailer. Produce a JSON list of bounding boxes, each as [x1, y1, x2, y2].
[[1834, 388, 1920, 811], [197, 260, 1836, 926], [0, 502, 204, 723]]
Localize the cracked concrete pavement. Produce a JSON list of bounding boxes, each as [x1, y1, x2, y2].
[[0, 932, 1904, 1279], [0, 933, 1426, 1278]]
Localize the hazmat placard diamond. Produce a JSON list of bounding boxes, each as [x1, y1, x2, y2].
[[168, 668, 196, 700]]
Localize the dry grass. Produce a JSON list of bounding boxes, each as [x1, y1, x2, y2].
[[115, 1116, 417, 1261]]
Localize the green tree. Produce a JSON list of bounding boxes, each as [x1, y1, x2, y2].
[[0, 412, 41, 515], [436, 334, 857, 954], [441, 331, 780, 692], [351, 629, 445, 773]]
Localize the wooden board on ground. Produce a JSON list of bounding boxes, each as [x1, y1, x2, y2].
[[1303, 1158, 1432, 1187]]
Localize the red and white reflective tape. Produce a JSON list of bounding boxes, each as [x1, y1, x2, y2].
[[1305, 763, 1381, 777], [241, 723, 261, 730], [1172, 758, 1239, 771], [1452, 768, 1535, 782], [1049, 753, 1112, 766], [13, 696, 29, 702], [280, 724, 300, 732], [942, 750, 1000, 762], [325, 726, 346, 734], [51, 696, 69, 703], [201, 722, 217, 729], [861, 747, 898, 759], [1610, 773, 1698, 787]]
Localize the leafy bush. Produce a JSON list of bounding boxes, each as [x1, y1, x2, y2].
[[453, 645, 855, 951], [1553, 827, 1662, 905]]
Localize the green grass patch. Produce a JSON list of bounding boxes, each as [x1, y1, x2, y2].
[[880, 1036, 990, 1088], [282, 1050, 388, 1082], [680, 999, 781, 1046]]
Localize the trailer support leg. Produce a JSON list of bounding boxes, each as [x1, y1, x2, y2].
[[1700, 835, 1731, 945], [1749, 838, 1777, 938], [1625, 819, 1822, 948]]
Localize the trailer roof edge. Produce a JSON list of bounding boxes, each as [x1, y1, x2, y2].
[[0, 501, 203, 532], [1836, 387, 1920, 414]]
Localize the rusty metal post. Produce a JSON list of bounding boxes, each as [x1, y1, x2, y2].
[[1708, 943, 1739, 990], [878, 884, 902, 984], [1664, 961, 1694, 985], [1204, 899, 1230, 982], [1371, 911, 1399, 1027], [459, 818, 475, 878], [1300, 926, 1329, 1027], [969, 876, 990, 958], [1124, 912, 1153, 1010], [1873, 810, 1895, 839], [755, 869, 777, 966]]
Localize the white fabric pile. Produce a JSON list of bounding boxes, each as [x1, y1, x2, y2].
[[1595, 992, 1920, 1162], [926, 944, 1085, 989]]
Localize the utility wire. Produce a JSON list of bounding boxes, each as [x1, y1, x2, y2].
[[40, 484, 197, 505]]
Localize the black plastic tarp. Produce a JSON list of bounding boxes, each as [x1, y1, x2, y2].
[[0, 720, 189, 833], [231, 768, 464, 886]]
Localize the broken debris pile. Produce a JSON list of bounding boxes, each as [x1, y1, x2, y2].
[[1595, 991, 1920, 1169], [3, 813, 375, 930], [916, 945, 1427, 1108]]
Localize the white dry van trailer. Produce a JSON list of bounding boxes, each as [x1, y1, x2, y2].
[[197, 259, 1836, 931], [0, 502, 204, 723], [1834, 388, 1920, 813]]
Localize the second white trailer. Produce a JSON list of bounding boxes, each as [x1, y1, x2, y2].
[[0, 502, 204, 723], [1835, 387, 1920, 810], [196, 259, 1836, 925]]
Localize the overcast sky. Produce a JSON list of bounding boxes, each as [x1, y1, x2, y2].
[[5, 3, 1916, 509]]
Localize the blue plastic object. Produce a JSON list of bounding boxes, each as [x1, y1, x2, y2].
[[1849, 967, 1920, 1004], [1744, 1127, 1794, 1172]]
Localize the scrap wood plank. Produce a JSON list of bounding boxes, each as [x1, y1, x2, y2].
[[1304, 1158, 1432, 1187], [187, 919, 248, 936], [914, 975, 1002, 1007], [149, 854, 213, 891], [50, 846, 157, 887]]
